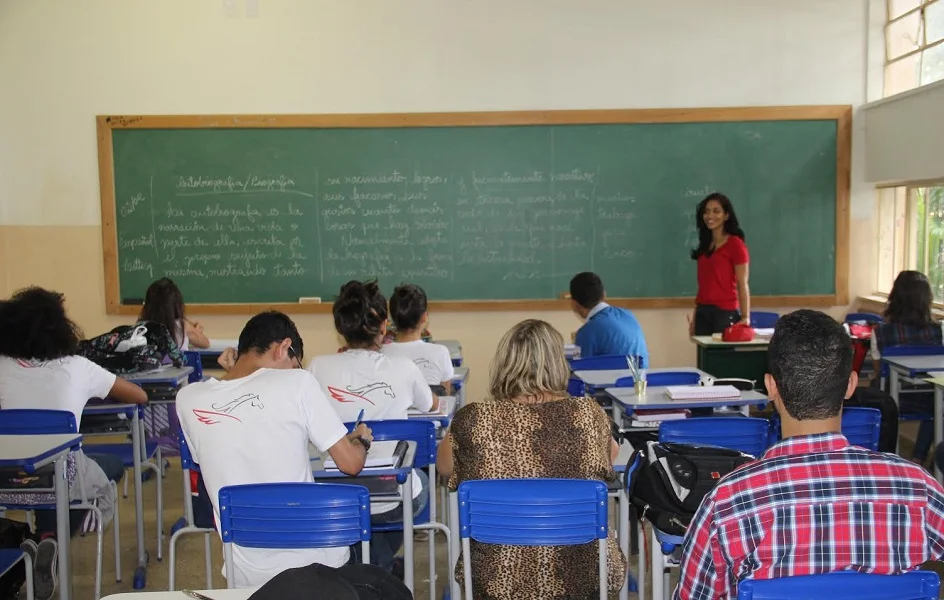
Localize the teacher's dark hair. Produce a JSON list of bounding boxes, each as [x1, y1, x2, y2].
[[767, 309, 852, 421], [690, 192, 745, 260], [0, 287, 83, 360], [885, 270, 935, 327]]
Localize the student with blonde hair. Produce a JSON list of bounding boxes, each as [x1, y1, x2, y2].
[[437, 319, 624, 600]]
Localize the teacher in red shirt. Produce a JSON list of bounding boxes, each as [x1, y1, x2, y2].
[[689, 193, 751, 336]]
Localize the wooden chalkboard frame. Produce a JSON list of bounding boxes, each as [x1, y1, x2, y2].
[[97, 106, 851, 315]]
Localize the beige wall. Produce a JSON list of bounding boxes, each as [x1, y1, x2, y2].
[[0, 0, 885, 400]]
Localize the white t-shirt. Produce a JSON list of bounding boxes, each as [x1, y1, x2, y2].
[[176, 368, 349, 588], [308, 349, 433, 513], [0, 355, 117, 429], [381, 340, 455, 386]]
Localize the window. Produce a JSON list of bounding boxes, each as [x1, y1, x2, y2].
[[876, 184, 944, 301], [885, 0, 944, 96]]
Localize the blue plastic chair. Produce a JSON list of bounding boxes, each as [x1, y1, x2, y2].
[[646, 418, 769, 600], [457, 478, 610, 600], [344, 419, 452, 600], [845, 312, 884, 325], [768, 406, 884, 452], [571, 354, 646, 371], [0, 409, 119, 599], [218, 482, 372, 588], [615, 371, 702, 388], [168, 431, 214, 591], [737, 570, 940, 599], [840, 407, 882, 451], [0, 549, 33, 600], [750, 312, 780, 329], [660, 417, 770, 458], [183, 351, 204, 383]]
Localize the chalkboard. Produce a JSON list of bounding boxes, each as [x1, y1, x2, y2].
[[97, 108, 850, 313]]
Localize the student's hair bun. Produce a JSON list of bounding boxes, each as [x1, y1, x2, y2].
[[333, 280, 388, 346], [389, 284, 428, 331]]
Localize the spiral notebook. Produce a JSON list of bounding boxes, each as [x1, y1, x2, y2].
[[665, 385, 741, 401], [323, 440, 407, 470]]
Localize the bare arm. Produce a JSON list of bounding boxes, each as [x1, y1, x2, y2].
[[325, 423, 372, 477], [735, 263, 750, 324], [109, 378, 148, 404], [185, 320, 211, 349], [611, 437, 620, 464], [436, 432, 454, 479]]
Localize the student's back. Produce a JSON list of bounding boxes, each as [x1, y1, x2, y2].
[[384, 283, 455, 388], [576, 305, 649, 362], [178, 367, 351, 586], [381, 340, 454, 387]]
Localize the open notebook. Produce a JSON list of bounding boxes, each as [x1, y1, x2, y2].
[[323, 439, 407, 470], [665, 385, 742, 401]]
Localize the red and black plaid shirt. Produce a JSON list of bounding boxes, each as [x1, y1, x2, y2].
[[674, 432, 944, 600]]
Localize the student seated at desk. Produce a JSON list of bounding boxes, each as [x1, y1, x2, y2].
[[176, 311, 372, 588], [382, 283, 455, 395], [437, 319, 625, 600], [139, 277, 210, 350], [870, 270, 941, 463], [308, 280, 434, 576], [0, 287, 147, 600], [674, 310, 944, 600], [569, 271, 649, 364]]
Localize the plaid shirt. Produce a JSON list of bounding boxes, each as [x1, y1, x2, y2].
[[673, 432, 944, 600]]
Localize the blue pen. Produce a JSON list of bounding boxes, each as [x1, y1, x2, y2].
[[354, 409, 365, 430]]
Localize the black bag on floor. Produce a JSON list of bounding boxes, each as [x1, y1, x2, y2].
[[0, 518, 30, 600], [846, 386, 899, 453], [625, 441, 754, 536], [248, 563, 413, 600]]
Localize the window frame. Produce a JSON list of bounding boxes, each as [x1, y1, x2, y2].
[[884, 0, 944, 95]]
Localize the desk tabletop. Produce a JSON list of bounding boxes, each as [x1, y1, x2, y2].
[[408, 396, 457, 422], [883, 355, 944, 374], [692, 335, 771, 347], [436, 339, 462, 360], [928, 377, 944, 388], [0, 434, 83, 468], [605, 386, 768, 410], [122, 366, 193, 385], [103, 590, 255, 599], [574, 367, 709, 388], [198, 339, 239, 354], [452, 366, 469, 383], [83, 401, 140, 416]]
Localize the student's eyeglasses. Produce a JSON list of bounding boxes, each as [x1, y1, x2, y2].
[[288, 346, 303, 369]]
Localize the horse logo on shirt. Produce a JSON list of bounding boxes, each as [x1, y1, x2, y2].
[[327, 382, 394, 406], [193, 393, 264, 425]]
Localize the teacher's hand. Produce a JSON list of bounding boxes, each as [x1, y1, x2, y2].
[[687, 313, 695, 337], [739, 317, 751, 327]]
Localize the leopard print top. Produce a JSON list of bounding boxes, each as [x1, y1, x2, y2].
[[448, 396, 627, 599]]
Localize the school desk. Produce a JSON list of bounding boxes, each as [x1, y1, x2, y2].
[[436, 339, 463, 367], [927, 376, 944, 480], [884, 356, 944, 470], [451, 366, 470, 407], [573, 367, 711, 394], [310, 442, 419, 593], [196, 339, 238, 370], [692, 335, 770, 390], [0, 433, 82, 600], [606, 386, 769, 416]]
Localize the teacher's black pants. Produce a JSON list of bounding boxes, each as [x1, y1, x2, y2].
[[694, 304, 741, 336]]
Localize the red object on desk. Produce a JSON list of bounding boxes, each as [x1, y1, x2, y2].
[[722, 323, 755, 342]]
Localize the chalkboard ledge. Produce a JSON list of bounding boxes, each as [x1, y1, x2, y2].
[[109, 293, 845, 316]]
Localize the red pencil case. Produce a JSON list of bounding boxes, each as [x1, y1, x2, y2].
[[723, 323, 755, 342]]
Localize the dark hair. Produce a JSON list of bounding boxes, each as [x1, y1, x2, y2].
[[690, 193, 746, 260], [885, 270, 934, 327], [333, 280, 388, 348], [389, 284, 428, 332], [237, 311, 304, 360], [139, 278, 185, 345], [768, 309, 852, 421], [569, 272, 605, 310], [0, 287, 83, 360]]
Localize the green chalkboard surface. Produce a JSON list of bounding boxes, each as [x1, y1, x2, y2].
[[98, 109, 850, 311]]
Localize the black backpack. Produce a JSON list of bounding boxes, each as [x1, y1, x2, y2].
[[78, 321, 184, 374], [625, 441, 754, 536], [248, 563, 412, 600]]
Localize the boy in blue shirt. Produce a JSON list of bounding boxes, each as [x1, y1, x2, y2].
[[570, 272, 649, 366]]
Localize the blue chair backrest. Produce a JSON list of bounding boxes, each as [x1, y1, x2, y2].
[[737, 570, 940, 600], [845, 312, 884, 325], [660, 417, 770, 457], [570, 355, 644, 371], [0, 409, 77, 434], [614, 371, 701, 388], [345, 419, 436, 469], [457, 478, 608, 545], [568, 377, 586, 397], [218, 482, 370, 549], [841, 407, 881, 451], [750, 312, 780, 329], [183, 351, 203, 383], [177, 429, 199, 472]]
